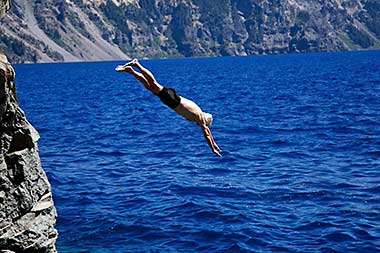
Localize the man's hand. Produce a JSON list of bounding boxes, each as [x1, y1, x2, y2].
[[212, 142, 222, 157], [213, 148, 222, 157]]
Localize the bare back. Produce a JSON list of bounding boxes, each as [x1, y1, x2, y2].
[[174, 96, 205, 125]]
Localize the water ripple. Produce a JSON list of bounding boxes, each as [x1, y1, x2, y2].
[[13, 51, 380, 252]]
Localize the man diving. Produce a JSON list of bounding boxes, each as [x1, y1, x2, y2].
[[116, 59, 221, 157]]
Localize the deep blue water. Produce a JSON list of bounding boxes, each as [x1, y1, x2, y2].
[[14, 51, 380, 252]]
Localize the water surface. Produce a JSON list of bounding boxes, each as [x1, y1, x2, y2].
[[15, 51, 380, 252]]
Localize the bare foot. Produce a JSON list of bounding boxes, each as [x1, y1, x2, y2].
[[130, 59, 138, 65], [115, 65, 134, 73], [115, 59, 138, 71], [124, 59, 138, 67], [115, 65, 125, 72]]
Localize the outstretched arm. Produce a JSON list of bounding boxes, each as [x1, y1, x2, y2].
[[200, 124, 222, 157]]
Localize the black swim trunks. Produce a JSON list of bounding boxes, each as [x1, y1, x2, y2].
[[156, 87, 181, 109]]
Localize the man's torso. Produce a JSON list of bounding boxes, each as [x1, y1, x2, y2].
[[174, 96, 205, 125]]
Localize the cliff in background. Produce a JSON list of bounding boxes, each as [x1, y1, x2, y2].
[[0, 53, 57, 251], [0, 0, 380, 63]]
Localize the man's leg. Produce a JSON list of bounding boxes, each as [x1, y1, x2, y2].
[[129, 59, 163, 94], [116, 65, 156, 93], [130, 59, 156, 84], [117, 59, 163, 94]]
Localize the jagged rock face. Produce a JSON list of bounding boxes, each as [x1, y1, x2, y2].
[[0, 53, 58, 252], [0, 0, 380, 63], [0, 0, 11, 18]]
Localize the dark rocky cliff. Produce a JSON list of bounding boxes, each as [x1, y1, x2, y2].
[[0, 2, 58, 251], [0, 0, 379, 63], [0, 51, 57, 253]]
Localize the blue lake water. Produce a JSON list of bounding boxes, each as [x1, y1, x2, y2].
[[14, 51, 380, 252]]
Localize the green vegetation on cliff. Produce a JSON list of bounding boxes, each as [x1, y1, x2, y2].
[[0, 35, 38, 63]]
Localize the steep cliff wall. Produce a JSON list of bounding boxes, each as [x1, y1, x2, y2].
[[0, 0, 380, 63], [0, 52, 57, 252]]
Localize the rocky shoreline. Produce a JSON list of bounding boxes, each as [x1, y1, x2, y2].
[[0, 44, 57, 253]]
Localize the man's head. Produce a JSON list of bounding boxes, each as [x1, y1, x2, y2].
[[0, 0, 11, 18], [204, 112, 213, 126]]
